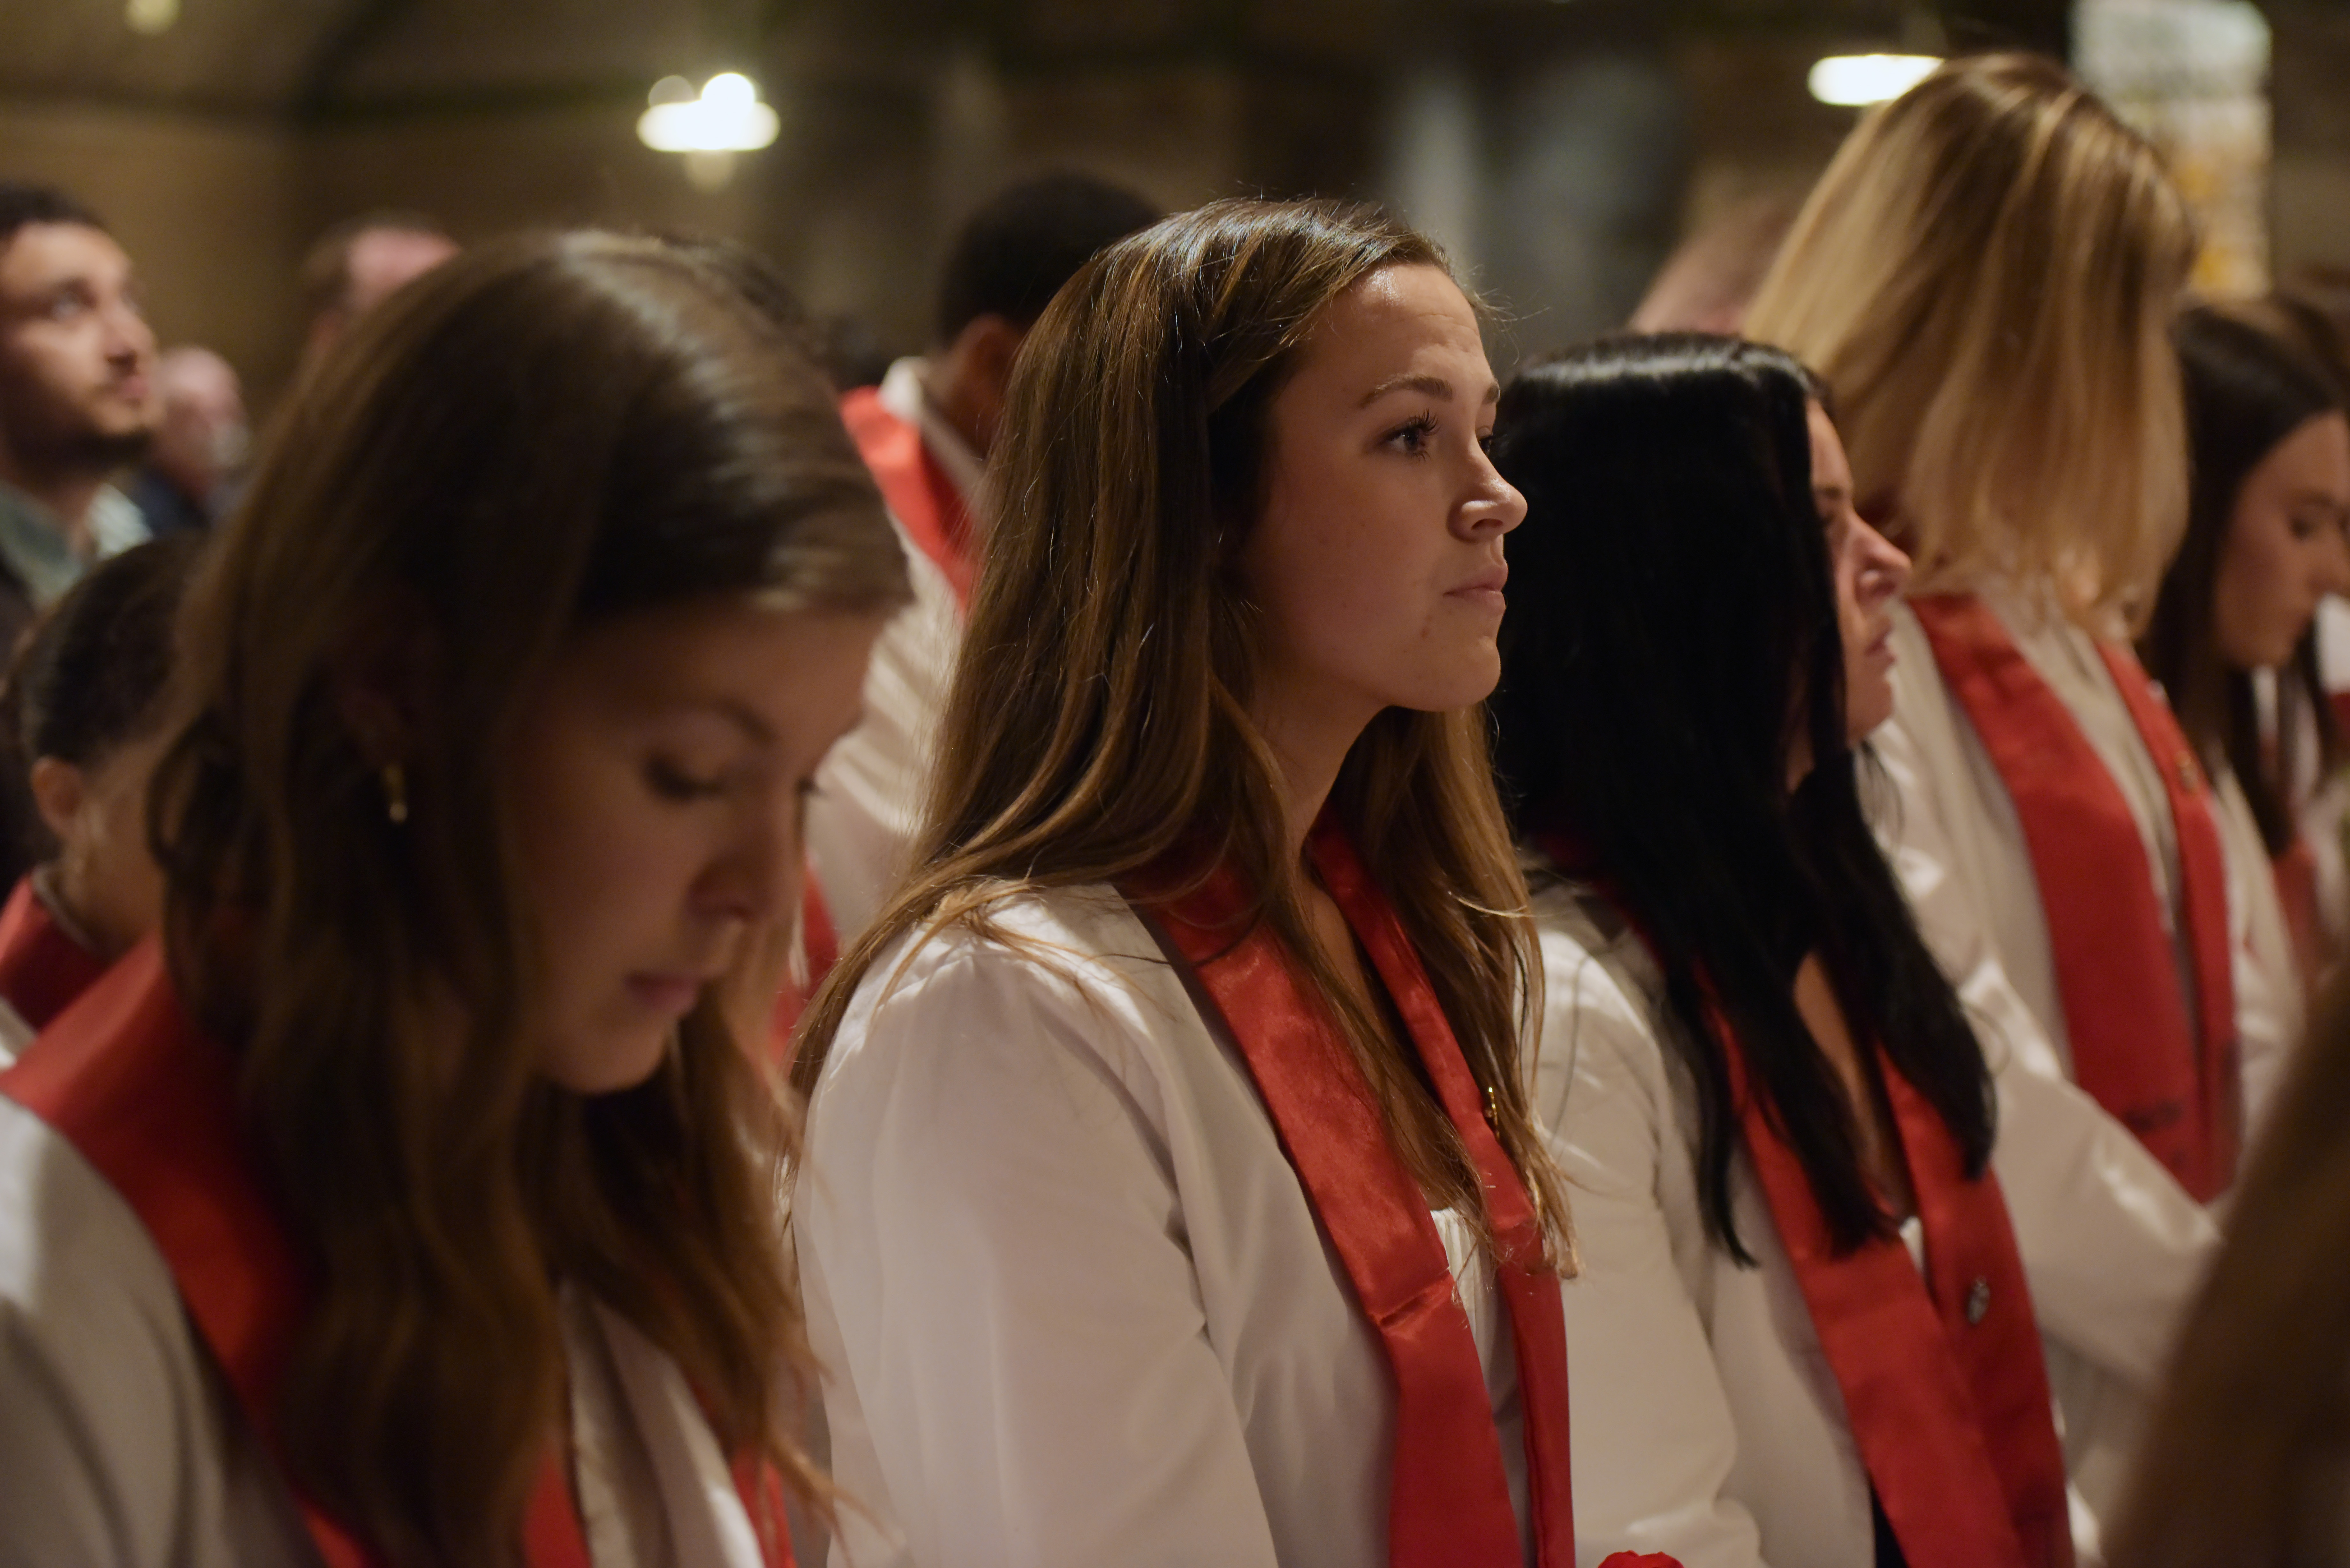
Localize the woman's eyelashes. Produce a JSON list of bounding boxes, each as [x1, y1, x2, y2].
[[645, 756, 732, 802], [1381, 411, 1440, 457]]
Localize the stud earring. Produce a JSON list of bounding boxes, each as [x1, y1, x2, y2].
[[383, 762, 410, 825]]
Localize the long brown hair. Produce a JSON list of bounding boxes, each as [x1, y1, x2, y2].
[[2105, 969, 2350, 1567], [149, 232, 908, 1565], [1745, 54, 2198, 630], [792, 197, 1571, 1264], [2142, 305, 2347, 856]]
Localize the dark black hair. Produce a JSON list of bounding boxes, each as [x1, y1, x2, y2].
[[2142, 305, 2346, 856], [934, 172, 1159, 344], [0, 182, 105, 249], [1489, 332, 1995, 1260], [14, 533, 202, 769], [0, 533, 203, 889]]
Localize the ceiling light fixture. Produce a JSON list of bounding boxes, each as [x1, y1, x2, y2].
[[125, 0, 179, 35], [637, 72, 779, 155], [1807, 53, 1942, 107]]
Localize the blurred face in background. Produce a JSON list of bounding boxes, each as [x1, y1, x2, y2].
[[0, 222, 157, 479], [150, 346, 248, 505], [1809, 400, 1911, 742], [29, 728, 168, 962], [2212, 410, 2350, 671], [1242, 262, 1526, 755]]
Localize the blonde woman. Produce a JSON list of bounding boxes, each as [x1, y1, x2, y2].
[[1746, 54, 2236, 1531], [0, 234, 907, 1565], [791, 200, 1664, 1568]]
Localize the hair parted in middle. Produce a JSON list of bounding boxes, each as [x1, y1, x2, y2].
[[1744, 52, 2198, 631], [1488, 333, 1994, 1260], [792, 195, 1572, 1266], [149, 230, 908, 1567]]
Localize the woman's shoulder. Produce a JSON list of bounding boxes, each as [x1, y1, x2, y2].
[[1527, 880, 1676, 1102], [0, 1093, 294, 1564], [827, 882, 1196, 1085]]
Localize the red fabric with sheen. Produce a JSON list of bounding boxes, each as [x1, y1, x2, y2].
[[0, 942, 788, 1568], [1134, 823, 1579, 1568], [1717, 1006, 2073, 1568], [840, 386, 976, 607], [0, 875, 109, 1037], [1911, 593, 2239, 1199]]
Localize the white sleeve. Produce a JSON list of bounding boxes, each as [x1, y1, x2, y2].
[[1537, 947, 1768, 1568], [0, 1102, 304, 1568], [798, 945, 1281, 1568], [1866, 714, 2219, 1391], [2224, 808, 2299, 1147], [804, 528, 958, 942]]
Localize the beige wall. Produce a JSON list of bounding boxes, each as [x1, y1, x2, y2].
[[0, 99, 302, 403]]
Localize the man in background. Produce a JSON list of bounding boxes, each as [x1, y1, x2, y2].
[[125, 345, 246, 536], [810, 172, 1157, 946], [298, 212, 458, 376], [0, 183, 158, 652], [842, 172, 1159, 605]]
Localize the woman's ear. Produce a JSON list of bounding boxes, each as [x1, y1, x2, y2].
[[326, 589, 438, 770], [27, 756, 87, 845]]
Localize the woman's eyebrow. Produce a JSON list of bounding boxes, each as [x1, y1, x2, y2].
[[1356, 372, 1499, 408]]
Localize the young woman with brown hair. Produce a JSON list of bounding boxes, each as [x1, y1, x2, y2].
[[0, 232, 908, 1565], [1744, 54, 2228, 1526], [2143, 306, 2350, 1079], [790, 199, 1639, 1568]]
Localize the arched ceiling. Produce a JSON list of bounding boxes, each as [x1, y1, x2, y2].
[[3, 0, 2066, 121]]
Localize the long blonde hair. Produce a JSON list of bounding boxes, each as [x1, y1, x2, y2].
[[792, 198, 1570, 1263], [152, 232, 908, 1565], [1745, 54, 2198, 629]]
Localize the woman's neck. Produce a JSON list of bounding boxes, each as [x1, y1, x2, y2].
[[1250, 675, 1377, 871]]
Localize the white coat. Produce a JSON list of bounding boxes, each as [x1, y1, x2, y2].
[[796, 884, 1529, 1568], [1534, 881, 2219, 1567], [0, 1096, 773, 1568], [1871, 582, 2251, 1526]]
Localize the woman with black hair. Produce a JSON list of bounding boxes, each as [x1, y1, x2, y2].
[[0, 534, 200, 1060], [1490, 335, 2212, 1567], [2142, 306, 2350, 1113]]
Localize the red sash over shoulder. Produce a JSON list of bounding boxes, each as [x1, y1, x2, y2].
[[1719, 1006, 2073, 1568], [0, 874, 108, 1036], [840, 385, 977, 607], [1133, 823, 1578, 1568], [0, 943, 787, 1568], [1912, 592, 2239, 1200]]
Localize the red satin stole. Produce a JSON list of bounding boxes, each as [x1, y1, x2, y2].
[[1716, 1004, 2073, 1568], [0, 944, 790, 1568], [1911, 593, 2239, 1200], [0, 874, 108, 1036], [1133, 825, 1574, 1568], [839, 386, 976, 607]]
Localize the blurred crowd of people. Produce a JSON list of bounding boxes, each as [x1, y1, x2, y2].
[[3, 44, 2350, 1568]]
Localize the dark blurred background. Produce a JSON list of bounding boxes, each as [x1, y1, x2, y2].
[[6, 0, 2336, 410]]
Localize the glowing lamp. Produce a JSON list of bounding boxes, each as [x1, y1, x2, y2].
[[1807, 54, 1942, 108], [636, 73, 780, 154]]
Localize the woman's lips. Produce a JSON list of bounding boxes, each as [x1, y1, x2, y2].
[[1449, 565, 1508, 611], [626, 974, 706, 1016]]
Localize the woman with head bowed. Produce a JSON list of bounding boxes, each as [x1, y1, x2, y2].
[[791, 199, 1671, 1568], [1490, 334, 2079, 1567], [0, 532, 200, 1060], [0, 231, 909, 1566], [2142, 306, 2350, 1095], [1743, 54, 2228, 1529]]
